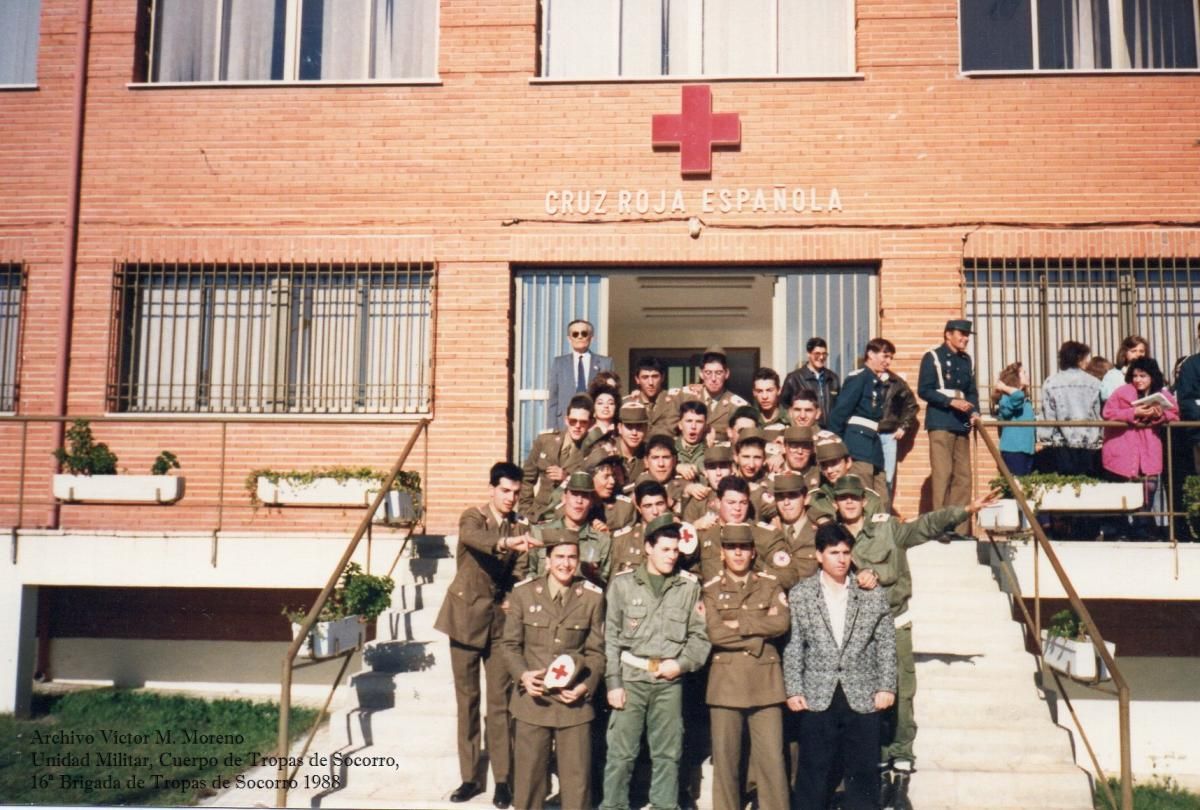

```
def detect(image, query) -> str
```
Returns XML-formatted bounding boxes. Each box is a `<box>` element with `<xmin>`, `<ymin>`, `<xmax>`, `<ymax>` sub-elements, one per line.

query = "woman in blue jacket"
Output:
<box><xmin>992</xmin><ymin>362</ymin><xmax>1035</xmax><ymax>475</ymax></box>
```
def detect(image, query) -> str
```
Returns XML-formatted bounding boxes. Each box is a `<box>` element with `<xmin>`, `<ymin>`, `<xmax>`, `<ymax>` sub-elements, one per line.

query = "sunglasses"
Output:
<box><xmin>566</xmin><ymin>417</ymin><xmax>592</xmax><ymax>427</ymax></box>
<box><xmin>570</xmin><ymin>331</ymin><xmax>591</xmax><ymax>338</ymax></box>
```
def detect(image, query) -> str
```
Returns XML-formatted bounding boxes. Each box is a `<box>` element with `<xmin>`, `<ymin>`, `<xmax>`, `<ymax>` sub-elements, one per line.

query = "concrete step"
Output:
<box><xmin>908</xmin><ymin>765</ymin><xmax>1094</xmax><ymax>809</ymax></box>
<box><xmin>914</xmin><ymin>725</ymin><xmax>1081</xmax><ymax>770</ymax></box>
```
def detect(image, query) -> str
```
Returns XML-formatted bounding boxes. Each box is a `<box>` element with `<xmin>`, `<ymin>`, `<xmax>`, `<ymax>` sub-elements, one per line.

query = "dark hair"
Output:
<box><xmin>806</xmin><ymin>337</ymin><xmax>828</xmax><ymax>353</ymax></box>
<box><xmin>645</xmin><ymin>434</ymin><xmax>677</xmax><ymax>457</ymax></box>
<box><xmin>1085</xmin><ymin>356</ymin><xmax>1111</xmax><ymax>381</ymax></box>
<box><xmin>815</xmin><ymin>522</ymin><xmax>855</xmax><ymax>552</ymax></box>
<box><xmin>752</xmin><ymin>367</ymin><xmax>781</xmax><ymax>387</ymax></box>
<box><xmin>636</xmin><ymin>356</ymin><xmax>665</xmax><ymax>376</ymax></box>
<box><xmin>1115</xmin><ymin>335</ymin><xmax>1149</xmax><ymax>368</ymax></box>
<box><xmin>865</xmin><ymin>337</ymin><xmax>895</xmax><ymax>357</ymax></box>
<box><xmin>679</xmin><ymin>400</ymin><xmax>708</xmax><ymax>419</ymax></box>
<box><xmin>645</xmin><ymin>524</ymin><xmax>681</xmax><ymax>547</ymax></box>
<box><xmin>730</xmin><ymin>405</ymin><xmax>759</xmax><ymax>426</ymax></box>
<box><xmin>567</xmin><ymin>319</ymin><xmax>593</xmax><ymax>334</ymax></box>
<box><xmin>701</xmin><ymin>352</ymin><xmax>728</xmax><ymax>369</ymax></box>
<box><xmin>634</xmin><ymin>479</ymin><xmax>668</xmax><ymax>505</ymax></box>
<box><xmin>717</xmin><ymin>476</ymin><xmax>750</xmax><ymax>498</ymax></box>
<box><xmin>566</xmin><ymin>393</ymin><xmax>594</xmax><ymax>416</ymax></box>
<box><xmin>1057</xmin><ymin>341</ymin><xmax>1091</xmax><ymax>371</ymax></box>
<box><xmin>489</xmin><ymin>461</ymin><xmax>522</xmax><ymax>487</ymax></box>
<box><xmin>1125</xmin><ymin>357</ymin><xmax>1165</xmax><ymax>393</ymax></box>
<box><xmin>588</xmin><ymin>382</ymin><xmax>621</xmax><ymax>405</ymax></box>
<box><xmin>785</xmin><ymin>389</ymin><xmax>820</xmax><ymax>409</ymax></box>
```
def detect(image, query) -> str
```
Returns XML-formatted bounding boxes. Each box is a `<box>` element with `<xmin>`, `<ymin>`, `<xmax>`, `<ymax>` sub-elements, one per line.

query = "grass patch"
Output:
<box><xmin>0</xmin><ymin>689</ymin><xmax>318</xmax><ymax>805</ymax></box>
<box><xmin>1095</xmin><ymin>777</ymin><xmax>1200</xmax><ymax>810</ymax></box>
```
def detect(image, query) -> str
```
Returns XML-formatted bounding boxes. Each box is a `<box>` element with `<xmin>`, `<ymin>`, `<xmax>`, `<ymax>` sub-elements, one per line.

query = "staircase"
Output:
<box><xmin>907</xmin><ymin>541</ymin><xmax>1095</xmax><ymax>809</ymax></box>
<box><xmin>211</xmin><ymin>536</ymin><xmax>1097</xmax><ymax>809</ymax></box>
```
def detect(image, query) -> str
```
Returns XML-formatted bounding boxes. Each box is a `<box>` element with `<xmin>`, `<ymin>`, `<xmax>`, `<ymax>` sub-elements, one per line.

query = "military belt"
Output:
<box><xmin>848</xmin><ymin>416</ymin><xmax>880</xmax><ymax>432</ymax></box>
<box><xmin>620</xmin><ymin>651</ymin><xmax>662</xmax><ymax>673</ymax></box>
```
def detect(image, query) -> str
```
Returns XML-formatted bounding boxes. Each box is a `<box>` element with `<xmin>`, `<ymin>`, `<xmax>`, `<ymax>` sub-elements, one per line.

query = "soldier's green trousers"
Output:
<box><xmin>883</xmin><ymin>623</ymin><xmax>916</xmax><ymax>763</ymax></box>
<box><xmin>601</xmin><ymin>679</ymin><xmax>683</xmax><ymax>810</ymax></box>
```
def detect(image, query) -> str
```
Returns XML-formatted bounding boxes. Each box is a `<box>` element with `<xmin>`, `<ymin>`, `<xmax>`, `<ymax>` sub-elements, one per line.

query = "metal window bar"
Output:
<box><xmin>0</xmin><ymin>264</ymin><xmax>25</xmax><ymax>412</ymax></box>
<box><xmin>965</xmin><ymin>256</ymin><xmax>1200</xmax><ymax>413</ymax></box>
<box><xmin>109</xmin><ymin>260</ymin><xmax>434</xmax><ymax>414</ymax></box>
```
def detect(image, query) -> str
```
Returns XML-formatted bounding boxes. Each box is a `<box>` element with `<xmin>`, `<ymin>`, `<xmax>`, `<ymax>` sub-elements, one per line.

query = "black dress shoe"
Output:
<box><xmin>450</xmin><ymin>782</ymin><xmax>483</xmax><ymax>803</ymax></box>
<box><xmin>492</xmin><ymin>782</ymin><xmax>512</xmax><ymax>809</ymax></box>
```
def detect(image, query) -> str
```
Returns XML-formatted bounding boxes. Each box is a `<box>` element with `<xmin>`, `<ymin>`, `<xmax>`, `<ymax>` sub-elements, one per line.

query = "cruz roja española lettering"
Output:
<box><xmin>544</xmin><ymin>186</ymin><xmax>843</xmax><ymax>216</ymax></box>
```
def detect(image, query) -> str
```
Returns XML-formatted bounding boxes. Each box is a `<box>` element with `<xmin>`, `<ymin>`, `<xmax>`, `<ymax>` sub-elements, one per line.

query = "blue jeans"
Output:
<box><xmin>880</xmin><ymin>432</ymin><xmax>898</xmax><ymax>497</ymax></box>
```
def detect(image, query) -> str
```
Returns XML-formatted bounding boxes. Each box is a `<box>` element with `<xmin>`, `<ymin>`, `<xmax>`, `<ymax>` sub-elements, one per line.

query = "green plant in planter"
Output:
<box><xmin>988</xmin><ymin>472</ymin><xmax>1105</xmax><ymax>509</ymax></box>
<box><xmin>1183</xmin><ymin>476</ymin><xmax>1200</xmax><ymax>543</ymax></box>
<box><xmin>247</xmin><ymin>465</ymin><xmax>421</xmax><ymax>505</ymax></box>
<box><xmin>283</xmin><ymin>563</ymin><xmax>395</xmax><ymax>624</ymax></box>
<box><xmin>1047</xmin><ymin>608</ymin><xmax>1084</xmax><ymax>640</ymax></box>
<box><xmin>151</xmin><ymin>451</ymin><xmax>181</xmax><ymax>476</ymax></box>
<box><xmin>53</xmin><ymin>419</ymin><xmax>118</xmax><ymax>475</ymax></box>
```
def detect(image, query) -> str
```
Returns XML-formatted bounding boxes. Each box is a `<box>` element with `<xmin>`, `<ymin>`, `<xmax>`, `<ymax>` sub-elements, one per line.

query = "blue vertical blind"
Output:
<box><xmin>779</xmin><ymin>268</ymin><xmax>876</xmax><ymax>383</ymax></box>
<box><xmin>515</xmin><ymin>272</ymin><xmax>603</xmax><ymax>461</ymax></box>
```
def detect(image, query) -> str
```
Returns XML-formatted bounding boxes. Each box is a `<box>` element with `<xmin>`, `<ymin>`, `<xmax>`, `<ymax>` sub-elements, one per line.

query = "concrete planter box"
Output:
<box><xmin>53</xmin><ymin>474</ymin><xmax>183</xmax><ymax>504</ymax></box>
<box><xmin>978</xmin><ymin>499</ymin><xmax>1025</xmax><ymax>531</ymax></box>
<box><xmin>1032</xmin><ymin>482</ymin><xmax>1143</xmax><ymax>512</ymax></box>
<box><xmin>256</xmin><ymin>476</ymin><xmax>378</xmax><ymax>507</ymax></box>
<box><xmin>294</xmin><ymin>616</ymin><xmax>363</xmax><ymax>659</ymax></box>
<box><xmin>1041</xmin><ymin>630</ymin><xmax>1116</xmax><ymax>681</ymax></box>
<box><xmin>372</xmin><ymin>491</ymin><xmax>420</xmax><ymax>525</ymax></box>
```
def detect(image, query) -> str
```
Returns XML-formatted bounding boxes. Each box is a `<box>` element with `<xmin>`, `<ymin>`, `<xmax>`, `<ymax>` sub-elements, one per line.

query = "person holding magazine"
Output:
<box><xmin>1101</xmin><ymin>357</ymin><xmax>1179</xmax><ymax>540</ymax></box>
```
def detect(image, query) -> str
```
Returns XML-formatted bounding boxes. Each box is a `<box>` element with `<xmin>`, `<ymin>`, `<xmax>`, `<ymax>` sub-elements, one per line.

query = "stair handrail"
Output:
<box><xmin>274</xmin><ymin>418</ymin><xmax>429</xmax><ymax>808</ymax></box>
<box><xmin>975</xmin><ymin>423</ymin><xmax>1132</xmax><ymax>810</ymax></box>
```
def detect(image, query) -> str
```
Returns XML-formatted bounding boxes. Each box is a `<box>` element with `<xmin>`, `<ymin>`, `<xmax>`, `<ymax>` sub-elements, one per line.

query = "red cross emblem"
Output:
<box><xmin>652</xmin><ymin>85</ymin><xmax>741</xmax><ymax>176</ymax></box>
<box><xmin>551</xmin><ymin>663</ymin><xmax>568</xmax><ymax>680</ymax></box>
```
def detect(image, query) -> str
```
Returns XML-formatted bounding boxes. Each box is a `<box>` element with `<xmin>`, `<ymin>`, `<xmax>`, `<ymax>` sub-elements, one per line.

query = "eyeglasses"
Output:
<box><xmin>700</xmin><ymin>369</ymin><xmax>725</xmax><ymax>378</ymax></box>
<box><xmin>566</xmin><ymin>417</ymin><xmax>592</xmax><ymax>427</ymax></box>
<box><xmin>570</xmin><ymin>331</ymin><xmax>591</xmax><ymax>338</ymax></box>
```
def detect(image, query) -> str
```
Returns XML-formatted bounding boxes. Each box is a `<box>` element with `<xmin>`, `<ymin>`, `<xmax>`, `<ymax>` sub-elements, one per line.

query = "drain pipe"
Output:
<box><xmin>50</xmin><ymin>0</ymin><xmax>93</xmax><ymax>529</ymax></box>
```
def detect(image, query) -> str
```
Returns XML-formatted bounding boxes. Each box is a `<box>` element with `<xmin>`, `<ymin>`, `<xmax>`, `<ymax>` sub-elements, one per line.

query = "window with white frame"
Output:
<box><xmin>0</xmin><ymin>265</ymin><xmax>24</xmax><ymax>411</ymax></box>
<box><xmin>109</xmin><ymin>261</ymin><xmax>434</xmax><ymax>414</ymax></box>
<box><xmin>0</xmin><ymin>0</ymin><xmax>40</xmax><ymax>85</ymax></box>
<box><xmin>961</xmin><ymin>0</ymin><xmax>1199</xmax><ymax>71</ymax></box>
<box><xmin>149</xmin><ymin>0</ymin><xmax>437</xmax><ymax>82</ymax></box>
<box><xmin>540</xmin><ymin>0</ymin><xmax>854</xmax><ymax>78</ymax></box>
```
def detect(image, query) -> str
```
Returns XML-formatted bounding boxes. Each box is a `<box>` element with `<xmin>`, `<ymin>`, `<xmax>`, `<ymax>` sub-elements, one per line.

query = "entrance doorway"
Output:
<box><xmin>513</xmin><ymin>266</ymin><xmax>876</xmax><ymax>460</ymax></box>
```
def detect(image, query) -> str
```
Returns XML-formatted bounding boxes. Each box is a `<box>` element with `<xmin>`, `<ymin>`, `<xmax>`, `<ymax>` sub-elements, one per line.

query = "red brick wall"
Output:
<box><xmin>1</xmin><ymin>0</ymin><xmax>1197</xmax><ymax>533</ymax></box>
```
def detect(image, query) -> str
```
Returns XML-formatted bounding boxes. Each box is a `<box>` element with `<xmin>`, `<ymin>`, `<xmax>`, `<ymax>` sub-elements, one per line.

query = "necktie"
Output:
<box><xmin>576</xmin><ymin>356</ymin><xmax>586</xmax><ymax>392</ymax></box>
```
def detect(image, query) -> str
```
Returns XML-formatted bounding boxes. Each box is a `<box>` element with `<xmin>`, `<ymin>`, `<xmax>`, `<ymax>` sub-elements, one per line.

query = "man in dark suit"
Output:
<box><xmin>434</xmin><ymin>462</ymin><xmax>540</xmax><ymax>809</ymax></box>
<box><xmin>547</xmin><ymin>319</ymin><xmax>613</xmax><ymax>429</ymax></box>
<box><xmin>783</xmin><ymin>522</ymin><xmax>896</xmax><ymax>810</ymax></box>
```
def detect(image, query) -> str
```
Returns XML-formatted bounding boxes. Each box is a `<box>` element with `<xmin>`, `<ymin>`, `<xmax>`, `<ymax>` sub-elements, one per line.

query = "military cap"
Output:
<box><xmin>832</xmin><ymin>475</ymin><xmax>866</xmax><ymax>499</ymax></box>
<box><xmin>588</xmin><ymin>450</ymin><xmax>623</xmax><ymax>472</ymax></box>
<box><xmin>735</xmin><ymin>427</ymin><xmax>767</xmax><ymax>449</ymax></box>
<box><xmin>783</xmin><ymin>425</ymin><xmax>816</xmax><ymax>444</ymax></box>
<box><xmin>645</xmin><ymin>513</ymin><xmax>681</xmax><ymax>540</ymax></box>
<box><xmin>704</xmin><ymin>444</ymin><xmax>734</xmax><ymax>465</ymax></box>
<box><xmin>771</xmin><ymin>473</ymin><xmax>808</xmax><ymax>496</ymax></box>
<box><xmin>619</xmin><ymin>403</ymin><xmax>650</xmax><ymax>424</ymax></box>
<box><xmin>814</xmin><ymin>439</ymin><xmax>849</xmax><ymax>462</ymax></box>
<box><xmin>539</xmin><ymin>526</ymin><xmax>581</xmax><ymax>548</ymax></box>
<box><xmin>719</xmin><ymin>523</ymin><xmax>755</xmax><ymax>546</ymax></box>
<box><xmin>565</xmin><ymin>471</ymin><xmax>595</xmax><ymax>493</ymax></box>
<box><xmin>944</xmin><ymin>318</ymin><xmax>972</xmax><ymax>334</ymax></box>
<box><xmin>703</xmin><ymin>344</ymin><xmax>727</xmax><ymax>359</ymax></box>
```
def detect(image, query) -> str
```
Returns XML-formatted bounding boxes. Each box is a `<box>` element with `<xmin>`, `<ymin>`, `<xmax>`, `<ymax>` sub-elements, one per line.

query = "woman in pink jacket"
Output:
<box><xmin>1101</xmin><ymin>357</ymin><xmax>1178</xmax><ymax>538</ymax></box>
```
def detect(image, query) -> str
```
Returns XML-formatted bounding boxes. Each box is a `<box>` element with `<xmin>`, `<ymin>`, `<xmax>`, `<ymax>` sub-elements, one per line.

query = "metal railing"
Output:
<box><xmin>274</xmin><ymin>418</ymin><xmax>429</xmax><ymax>808</ymax></box>
<box><xmin>975</xmin><ymin>422</ymin><xmax>1134</xmax><ymax>810</ymax></box>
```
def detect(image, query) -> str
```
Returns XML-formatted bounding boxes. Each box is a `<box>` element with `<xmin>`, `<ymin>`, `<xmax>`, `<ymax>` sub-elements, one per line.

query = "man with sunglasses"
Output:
<box><xmin>521</xmin><ymin>393</ymin><xmax>595</xmax><ymax>519</ymax></box>
<box><xmin>548</xmin><ymin>319</ymin><xmax>612</xmax><ymax>429</ymax></box>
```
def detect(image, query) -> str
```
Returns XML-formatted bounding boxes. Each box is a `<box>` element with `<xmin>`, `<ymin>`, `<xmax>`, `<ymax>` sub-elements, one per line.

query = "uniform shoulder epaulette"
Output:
<box><xmin>846</xmin><ymin>367</ymin><xmax>863</xmax><ymax>378</ymax></box>
<box><xmin>865</xmin><ymin>486</ymin><xmax>881</xmax><ymax>497</ymax></box>
<box><xmin>703</xmin><ymin>574</ymin><xmax>722</xmax><ymax>588</ymax></box>
<box><xmin>616</xmin><ymin>494</ymin><xmax>631</xmax><ymax>503</ymax></box>
<box><xmin>582</xmin><ymin>580</ymin><xmax>603</xmax><ymax>593</ymax></box>
<box><xmin>513</xmin><ymin>577</ymin><xmax>535</xmax><ymax>588</ymax></box>
<box><xmin>730</xmin><ymin>393</ymin><xmax>749</xmax><ymax>406</ymax></box>
<box><xmin>757</xmin><ymin>571</ymin><xmax>778</xmax><ymax>580</ymax></box>
<box><xmin>872</xmin><ymin>513</ymin><xmax>890</xmax><ymax>523</ymax></box>
<box><xmin>516</xmin><ymin>516</ymin><xmax>530</xmax><ymax>526</ymax></box>
<box><xmin>614</xmin><ymin>526</ymin><xmax>633</xmax><ymax>536</ymax></box>
<box><xmin>757</xmin><ymin>521</ymin><xmax>775</xmax><ymax>529</ymax></box>
<box><xmin>613</xmin><ymin>568</ymin><xmax>634</xmax><ymax>577</ymax></box>
<box><xmin>678</xmin><ymin>569</ymin><xmax>698</xmax><ymax>582</ymax></box>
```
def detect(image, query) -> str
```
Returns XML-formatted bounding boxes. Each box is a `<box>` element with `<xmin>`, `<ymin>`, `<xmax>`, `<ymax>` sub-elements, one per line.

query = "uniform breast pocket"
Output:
<box><xmin>857</xmin><ymin>543</ymin><xmax>892</xmax><ymax>569</ymax></box>
<box><xmin>523</xmin><ymin>612</ymin><xmax>551</xmax><ymax>632</ymax></box>
<box><xmin>624</xmin><ymin>606</ymin><xmax>647</xmax><ymax>638</ymax></box>
<box><xmin>663</xmin><ymin>608</ymin><xmax>689</xmax><ymax>643</ymax></box>
<box><xmin>559</xmin><ymin>624</ymin><xmax>588</xmax><ymax>647</ymax></box>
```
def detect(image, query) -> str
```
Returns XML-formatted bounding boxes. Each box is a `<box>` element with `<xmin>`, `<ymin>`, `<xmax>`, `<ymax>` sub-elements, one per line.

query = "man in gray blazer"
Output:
<box><xmin>783</xmin><ymin>523</ymin><xmax>896</xmax><ymax>810</ymax></box>
<box><xmin>547</xmin><ymin>319</ymin><xmax>613</xmax><ymax>429</ymax></box>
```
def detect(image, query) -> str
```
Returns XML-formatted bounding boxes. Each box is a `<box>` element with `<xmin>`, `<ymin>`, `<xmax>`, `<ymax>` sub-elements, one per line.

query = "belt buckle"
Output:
<box><xmin>648</xmin><ymin>658</ymin><xmax>661</xmax><ymax>674</ymax></box>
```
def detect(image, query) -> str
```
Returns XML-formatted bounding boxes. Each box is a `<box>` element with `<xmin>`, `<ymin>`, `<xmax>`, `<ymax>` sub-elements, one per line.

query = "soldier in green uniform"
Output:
<box><xmin>624</xmin><ymin>357</ymin><xmax>677</xmax><ymax>438</ymax></box>
<box><xmin>521</xmin><ymin>393</ymin><xmax>595</xmax><ymax>518</ymax></box>
<box><xmin>752</xmin><ymin>367</ymin><xmax>790</xmax><ymax>435</ymax></box>
<box><xmin>531</xmin><ymin>472</ymin><xmax>612</xmax><ymax>587</ymax></box>
<box><xmin>500</xmin><ymin>527</ymin><xmax>606</xmax><ymax>810</ymax></box>
<box><xmin>733</xmin><ymin>428</ymin><xmax>778</xmax><ymax>523</ymax></box>
<box><xmin>831</xmin><ymin>475</ymin><xmax>999</xmax><ymax>808</ymax></box>
<box><xmin>675</xmin><ymin>400</ymin><xmax>709</xmax><ymax>480</ymax></box>
<box><xmin>781</xmin><ymin>425</ymin><xmax>822</xmax><ymax>492</ymax></box>
<box><xmin>702</xmin><ymin>524</ymin><xmax>790</xmax><ymax>810</ymax></box>
<box><xmin>680</xmin><ymin>444</ymin><xmax>733</xmax><ymax>523</ymax></box>
<box><xmin>773</xmin><ymin>472</ymin><xmax>818</xmax><ymax>582</ymax></box>
<box><xmin>693</xmin><ymin>478</ymin><xmax>794</xmax><ymax>587</ymax></box>
<box><xmin>671</xmin><ymin>346</ymin><xmax>750</xmax><ymax>439</ymax></box>
<box><xmin>611</xmin><ymin>480</ymin><xmax>670</xmax><ymax>576</ymax></box>
<box><xmin>807</xmin><ymin>437</ymin><xmax>885</xmax><ymax>526</ymax></box>
<box><xmin>602</xmin><ymin>514</ymin><xmax>712</xmax><ymax>810</ymax></box>
<box><xmin>636</xmin><ymin>434</ymin><xmax>692</xmax><ymax>514</ymax></box>
<box><xmin>726</xmin><ymin>405</ymin><xmax>761</xmax><ymax>445</ymax></box>
<box><xmin>591</xmin><ymin>453</ymin><xmax>637</xmax><ymax>531</ymax></box>
<box><xmin>615</xmin><ymin>403</ymin><xmax>649</xmax><ymax>484</ymax></box>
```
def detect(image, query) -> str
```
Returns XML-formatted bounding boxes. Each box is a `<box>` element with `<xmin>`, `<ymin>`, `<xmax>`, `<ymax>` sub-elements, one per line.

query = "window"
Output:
<box><xmin>149</xmin><ymin>0</ymin><xmax>437</xmax><ymax>82</ymax></box>
<box><xmin>540</xmin><ymin>0</ymin><xmax>854</xmax><ymax>78</ymax></box>
<box><xmin>0</xmin><ymin>0</ymin><xmax>40</xmax><ymax>85</ymax></box>
<box><xmin>962</xmin><ymin>0</ymin><xmax>1199</xmax><ymax>71</ymax></box>
<box><xmin>109</xmin><ymin>261</ymin><xmax>434</xmax><ymax>414</ymax></box>
<box><xmin>965</xmin><ymin>257</ymin><xmax>1200</xmax><ymax>408</ymax></box>
<box><xmin>0</xmin><ymin>265</ymin><xmax>24</xmax><ymax>412</ymax></box>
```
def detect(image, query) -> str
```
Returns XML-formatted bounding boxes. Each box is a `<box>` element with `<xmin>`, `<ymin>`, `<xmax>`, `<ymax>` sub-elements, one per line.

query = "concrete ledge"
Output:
<box><xmin>995</xmin><ymin>539</ymin><xmax>1200</xmax><ymax>600</ymax></box>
